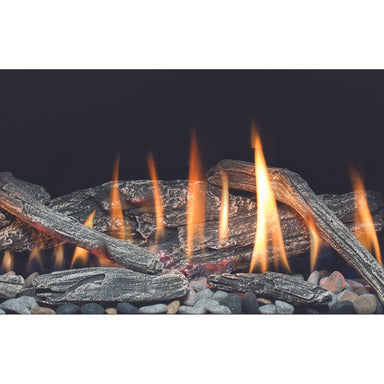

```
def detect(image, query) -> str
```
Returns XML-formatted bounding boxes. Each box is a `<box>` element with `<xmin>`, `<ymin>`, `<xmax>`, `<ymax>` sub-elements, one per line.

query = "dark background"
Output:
<box><xmin>1</xmin><ymin>70</ymin><xmax>384</xmax><ymax>198</ymax></box>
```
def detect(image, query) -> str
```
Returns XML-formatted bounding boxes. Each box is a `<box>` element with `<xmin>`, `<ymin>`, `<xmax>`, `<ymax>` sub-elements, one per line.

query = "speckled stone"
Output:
<box><xmin>259</xmin><ymin>304</ymin><xmax>277</xmax><ymax>314</ymax></box>
<box><xmin>80</xmin><ymin>303</ymin><xmax>105</xmax><ymax>314</ymax></box>
<box><xmin>327</xmin><ymin>292</ymin><xmax>338</xmax><ymax>308</ymax></box>
<box><xmin>182</xmin><ymin>289</ymin><xmax>198</xmax><ymax>306</ymax></box>
<box><xmin>105</xmin><ymin>307</ymin><xmax>117</xmax><ymax>315</ymax></box>
<box><xmin>212</xmin><ymin>290</ymin><xmax>228</xmax><ymax>304</ymax></box>
<box><xmin>345</xmin><ymin>279</ymin><xmax>364</xmax><ymax>291</ymax></box>
<box><xmin>318</xmin><ymin>270</ymin><xmax>332</xmax><ymax>279</ymax></box>
<box><xmin>4</xmin><ymin>271</ymin><xmax>16</xmax><ymax>276</ymax></box>
<box><xmin>275</xmin><ymin>300</ymin><xmax>295</xmax><ymax>314</ymax></box>
<box><xmin>24</xmin><ymin>272</ymin><xmax>39</xmax><ymax>288</ymax></box>
<box><xmin>338</xmin><ymin>290</ymin><xmax>358</xmax><ymax>303</ymax></box>
<box><xmin>375</xmin><ymin>297</ymin><xmax>384</xmax><ymax>314</ymax></box>
<box><xmin>116</xmin><ymin>302</ymin><xmax>139</xmax><ymax>314</ymax></box>
<box><xmin>292</xmin><ymin>274</ymin><xmax>304</xmax><ymax>281</ymax></box>
<box><xmin>330</xmin><ymin>301</ymin><xmax>355</xmax><ymax>314</ymax></box>
<box><xmin>139</xmin><ymin>304</ymin><xmax>168</xmax><ymax>314</ymax></box>
<box><xmin>355</xmin><ymin>288</ymin><xmax>370</xmax><ymax>296</ymax></box>
<box><xmin>56</xmin><ymin>303</ymin><xmax>81</xmax><ymax>314</ymax></box>
<box><xmin>31</xmin><ymin>307</ymin><xmax>56</xmax><ymax>314</ymax></box>
<box><xmin>0</xmin><ymin>308</ymin><xmax>6</xmax><ymax>314</ymax></box>
<box><xmin>241</xmin><ymin>292</ymin><xmax>259</xmax><ymax>314</ymax></box>
<box><xmin>0</xmin><ymin>296</ymin><xmax>38</xmax><ymax>314</ymax></box>
<box><xmin>353</xmin><ymin>294</ymin><xmax>377</xmax><ymax>314</ymax></box>
<box><xmin>190</xmin><ymin>278</ymin><xmax>208</xmax><ymax>292</ymax></box>
<box><xmin>307</xmin><ymin>271</ymin><xmax>320</xmax><ymax>285</ymax></box>
<box><xmin>197</xmin><ymin>288</ymin><xmax>214</xmax><ymax>301</ymax></box>
<box><xmin>167</xmin><ymin>300</ymin><xmax>180</xmax><ymax>314</ymax></box>
<box><xmin>320</xmin><ymin>271</ymin><xmax>345</xmax><ymax>293</ymax></box>
<box><xmin>206</xmin><ymin>303</ymin><xmax>231</xmax><ymax>314</ymax></box>
<box><xmin>178</xmin><ymin>305</ymin><xmax>206</xmax><ymax>314</ymax></box>
<box><xmin>223</xmin><ymin>293</ymin><xmax>243</xmax><ymax>314</ymax></box>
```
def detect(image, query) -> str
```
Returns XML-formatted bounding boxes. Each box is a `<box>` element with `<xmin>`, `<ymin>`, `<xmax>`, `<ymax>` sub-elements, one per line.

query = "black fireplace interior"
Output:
<box><xmin>1</xmin><ymin>70</ymin><xmax>384</xmax><ymax>278</ymax></box>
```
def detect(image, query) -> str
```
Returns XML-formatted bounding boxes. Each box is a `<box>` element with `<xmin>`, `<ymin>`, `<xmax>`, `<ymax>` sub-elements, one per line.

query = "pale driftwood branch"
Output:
<box><xmin>33</xmin><ymin>267</ymin><xmax>189</xmax><ymax>305</ymax></box>
<box><xmin>208</xmin><ymin>159</ymin><xmax>384</xmax><ymax>303</ymax></box>
<box><xmin>207</xmin><ymin>272</ymin><xmax>332</xmax><ymax>305</ymax></box>
<box><xmin>0</xmin><ymin>274</ymin><xmax>25</xmax><ymax>299</ymax></box>
<box><xmin>0</xmin><ymin>172</ymin><xmax>163</xmax><ymax>275</ymax></box>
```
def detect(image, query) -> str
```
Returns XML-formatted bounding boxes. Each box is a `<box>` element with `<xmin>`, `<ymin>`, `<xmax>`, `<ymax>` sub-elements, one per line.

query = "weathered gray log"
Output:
<box><xmin>0</xmin><ymin>172</ymin><xmax>162</xmax><ymax>275</ymax></box>
<box><xmin>0</xmin><ymin>274</ymin><xmax>25</xmax><ymax>299</ymax></box>
<box><xmin>207</xmin><ymin>272</ymin><xmax>332</xmax><ymax>305</ymax></box>
<box><xmin>1</xmin><ymin>175</ymin><xmax>383</xmax><ymax>277</ymax></box>
<box><xmin>208</xmin><ymin>159</ymin><xmax>384</xmax><ymax>304</ymax></box>
<box><xmin>33</xmin><ymin>267</ymin><xmax>189</xmax><ymax>305</ymax></box>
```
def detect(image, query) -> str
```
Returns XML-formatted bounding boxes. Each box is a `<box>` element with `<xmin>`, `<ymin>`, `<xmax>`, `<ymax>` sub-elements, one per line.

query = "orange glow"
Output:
<box><xmin>307</xmin><ymin>216</ymin><xmax>321</xmax><ymax>271</ymax></box>
<box><xmin>219</xmin><ymin>171</ymin><xmax>229</xmax><ymax>246</ymax></box>
<box><xmin>70</xmin><ymin>210</ymin><xmax>96</xmax><ymax>268</ymax></box>
<box><xmin>1</xmin><ymin>251</ymin><xmax>13</xmax><ymax>272</ymax></box>
<box><xmin>54</xmin><ymin>244</ymin><xmax>64</xmax><ymax>270</ymax></box>
<box><xmin>350</xmin><ymin>167</ymin><xmax>382</xmax><ymax>265</ymax></box>
<box><xmin>28</xmin><ymin>246</ymin><xmax>43</xmax><ymax>272</ymax></box>
<box><xmin>249</xmin><ymin>124</ymin><xmax>291</xmax><ymax>273</ymax></box>
<box><xmin>147</xmin><ymin>150</ymin><xmax>164</xmax><ymax>243</ymax></box>
<box><xmin>110</xmin><ymin>153</ymin><xmax>132</xmax><ymax>242</ymax></box>
<box><xmin>186</xmin><ymin>130</ymin><xmax>206</xmax><ymax>260</ymax></box>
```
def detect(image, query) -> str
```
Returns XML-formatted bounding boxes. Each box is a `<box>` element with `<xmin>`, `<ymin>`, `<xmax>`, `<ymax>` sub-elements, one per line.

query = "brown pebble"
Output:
<box><xmin>257</xmin><ymin>298</ymin><xmax>272</xmax><ymax>305</ymax></box>
<box><xmin>31</xmin><ymin>307</ymin><xmax>56</xmax><ymax>315</ymax></box>
<box><xmin>338</xmin><ymin>291</ymin><xmax>358</xmax><ymax>303</ymax></box>
<box><xmin>353</xmin><ymin>294</ymin><xmax>377</xmax><ymax>314</ymax></box>
<box><xmin>318</xmin><ymin>270</ymin><xmax>331</xmax><ymax>279</ymax></box>
<box><xmin>345</xmin><ymin>279</ymin><xmax>364</xmax><ymax>291</ymax></box>
<box><xmin>25</xmin><ymin>272</ymin><xmax>39</xmax><ymax>288</ymax></box>
<box><xmin>167</xmin><ymin>300</ymin><xmax>180</xmax><ymax>314</ymax></box>
<box><xmin>355</xmin><ymin>288</ymin><xmax>370</xmax><ymax>296</ymax></box>
<box><xmin>105</xmin><ymin>307</ymin><xmax>117</xmax><ymax>315</ymax></box>
<box><xmin>320</xmin><ymin>271</ymin><xmax>345</xmax><ymax>293</ymax></box>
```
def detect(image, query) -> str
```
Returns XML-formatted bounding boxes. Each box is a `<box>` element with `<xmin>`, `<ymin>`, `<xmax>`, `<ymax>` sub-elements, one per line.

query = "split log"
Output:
<box><xmin>207</xmin><ymin>272</ymin><xmax>332</xmax><ymax>305</ymax></box>
<box><xmin>0</xmin><ymin>175</ymin><xmax>383</xmax><ymax>277</ymax></box>
<box><xmin>208</xmin><ymin>159</ymin><xmax>384</xmax><ymax>303</ymax></box>
<box><xmin>0</xmin><ymin>274</ymin><xmax>25</xmax><ymax>299</ymax></box>
<box><xmin>0</xmin><ymin>172</ymin><xmax>163</xmax><ymax>275</ymax></box>
<box><xmin>33</xmin><ymin>267</ymin><xmax>189</xmax><ymax>305</ymax></box>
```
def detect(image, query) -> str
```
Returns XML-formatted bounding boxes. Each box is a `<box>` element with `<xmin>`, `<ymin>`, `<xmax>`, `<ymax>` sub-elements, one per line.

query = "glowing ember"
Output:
<box><xmin>1</xmin><ymin>251</ymin><xmax>13</xmax><ymax>272</ymax></box>
<box><xmin>350</xmin><ymin>167</ymin><xmax>382</xmax><ymax>265</ymax></box>
<box><xmin>219</xmin><ymin>171</ymin><xmax>229</xmax><ymax>246</ymax></box>
<box><xmin>54</xmin><ymin>244</ymin><xmax>64</xmax><ymax>270</ymax></box>
<box><xmin>186</xmin><ymin>129</ymin><xmax>206</xmax><ymax>260</ymax></box>
<box><xmin>249</xmin><ymin>123</ymin><xmax>291</xmax><ymax>273</ymax></box>
<box><xmin>70</xmin><ymin>210</ymin><xmax>96</xmax><ymax>268</ymax></box>
<box><xmin>307</xmin><ymin>216</ymin><xmax>321</xmax><ymax>271</ymax></box>
<box><xmin>147</xmin><ymin>150</ymin><xmax>164</xmax><ymax>244</ymax></box>
<box><xmin>110</xmin><ymin>153</ymin><xmax>132</xmax><ymax>242</ymax></box>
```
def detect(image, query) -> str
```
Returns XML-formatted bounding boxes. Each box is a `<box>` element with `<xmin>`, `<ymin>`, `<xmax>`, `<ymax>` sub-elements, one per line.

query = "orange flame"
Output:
<box><xmin>28</xmin><ymin>246</ymin><xmax>43</xmax><ymax>272</ymax></box>
<box><xmin>147</xmin><ymin>150</ymin><xmax>164</xmax><ymax>244</ymax></box>
<box><xmin>219</xmin><ymin>171</ymin><xmax>229</xmax><ymax>246</ymax></box>
<box><xmin>307</xmin><ymin>216</ymin><xmax>321</xmax><ymax>271</ymax></box>
<box><xmin>70</xmin><ymin>210</ymin><xmax>96</xmax><ymax>268</ymax></box>
<box><xmin>186</xmin><ymin>130</ymin><xmax>206</xmax><ymax>260</ymax></box>
<box><xmin>350</xmin><ymin>167</ymin><xmax>382</xmax><ymax>265</ymax></box>
<box><xmin>1</xmin><ymin>251</ymin><xmax>13</xmax><ymax>272</ymax></box>
<box><xmin>54</xmin><ymin>244</ymin><xmax>64</xmax><ymax>270</ymax></box>
<box><xmin>110</xmin><ymin>153</ymin><xmax>132</xmax><ymax>242</ymax></box>
<box><xmin>249</xmin><ymin>123</ymin><xmax>290</xmax><ymax>273</ymax></box>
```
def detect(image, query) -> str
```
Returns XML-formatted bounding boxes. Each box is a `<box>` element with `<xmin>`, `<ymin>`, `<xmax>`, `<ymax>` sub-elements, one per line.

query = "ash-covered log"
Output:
<box><xmin>33</xmin><ymin>267</ymin><xmax>189</xmax><ymax>305</ymax></box>
<box><xmin>0</xmin><ymin>172</ymin><xmax>162</xmax><ymax>275</ymax></box>
<box><xmin>207</xmin><ymin>272</ymin><xmax>332</xmax><ymax>305</ymax></box>
<box><xmin>0</xmin><ymin>274</ymin><xmax>25</xmax><ymax>299</ymax></box>
<box><xmin>208</xmin><ymin>159</ymin><xmax>384</xmax><ymax>304</ymax></box>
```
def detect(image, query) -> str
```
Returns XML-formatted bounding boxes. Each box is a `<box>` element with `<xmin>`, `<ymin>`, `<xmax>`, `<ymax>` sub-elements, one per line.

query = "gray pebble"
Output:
<box><xmin>178</xmin><ymin>305</ymin><xmax>206</xmax><ymax>314</ymax></box>
<box><xmin>190</xmin><ymin>277</ymin><xmax>207</xmax><ymax>292</ymax></box>
<box><xmin>194</xmin><ymin>299</ymin><xmax>219</xmax><ymax>312</ymax></box>
<box><xmin>275</xmin><ymin>300</ymin><xmax>295</xmax><ymax>314</ymax></box>
<box><xmin>0</xmin><ymin>308</ymin><xmax>5</xmax><ymax>314</ymax></box>
<box><xmin>327</xmin><ymin>292</ymin><xmax>338</xmax><ymax>308</ymax></box>
<box><xmin>139</xmin><ymin>304</ymin><xmax>168</xmax><ymax>314</ymax></box>
<box><xmin>307</xmin><ymin>271</ymin><xmax>320</xmax><ymax>285</ymax></box>
<box><xmin>0</xmin><ymin>296</ymin><xmax>38</xmax><ymax>314</ymax></box>
<box><xmin>17</xmin><ymin>288</ymin><xmax>36</xmax><ymax>297</ymax></box>
<box><xmin>375</xmin><ymin>296</ymin><xmax>384</xmax><ymax>314</ymax></box>
<box><xmin>56</xmin><ymin>303</ymin><xmax>81</xmax><ymax>314</ymax></box>
<box><xmin>223</xmin><ymin>292</ymin><xmax>243</xmax><ymax>314</ymax></box>
<box><xmin>206</xmin><ymin>303</ymin><xmax>231</xmax><ymax>314</ymax></box>
<box><xmin>197</xmin><ymin>288</ymin><xmax>214</xmax><ymax>301</ymax></box>
<box><xmin>182</xmin><ymin>289</ymin><xmax>198</xmax><ymax>306</ymax></box>
<box><xmin>212</xmin><ymin>290</ymin><xmax>228</xmax><ymax>303</ymax></box>
<box><xmin>259</xmin><ymin>304</ymin><xmax>277</xmax><ymax>314</ymax></box>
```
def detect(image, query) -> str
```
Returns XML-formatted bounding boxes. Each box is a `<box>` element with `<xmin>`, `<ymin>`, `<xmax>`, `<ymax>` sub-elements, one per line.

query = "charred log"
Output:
<box><xmin>0</xmin><ymin>274</ymin><xmax>25</xmax><ymax>299</ymax></box>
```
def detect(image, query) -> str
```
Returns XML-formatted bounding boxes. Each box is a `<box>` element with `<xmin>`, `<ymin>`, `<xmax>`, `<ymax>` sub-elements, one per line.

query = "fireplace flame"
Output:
<box><xmin>70</xmin><ymin>210</ymin><xmax>96</xmax><ymax>268</ymax></box>
<box><xmin>147</xmin><ymin>150</ymin><xmax>164</xmax><ymax>243</ymax></box>
<box><xmin>219</xmin><ymin>171</ymin><xmax>229</xmax><ymax>246</ymax></box>
<box><xmin>28</xmin><ymin>246</ymin><xmax>43</xmax><ymax>272</ymax></box>
<box><xmin>110</xmin><ymin>153</ymin><xmax>132</xmax><ymax>242</ymax></box>
<box><xmin>1</xmin><ymin>251</ymin><xmax>13</xmax><ymax>273</ymax></box>
<box><xmin>186</xmin><ymin>129</ymin><xmax>206</xmax><ymax>260</ymax></box>
<box><xmin>54</xmin><ymin>244</ymin><xmax>64</xmax><ymax>270</ymax></box>
<box><xmin>307</xmin><ymin>216</ymin><xmax>321</xmax><ymax>271</ymax></box>
<box><xmin>249</xmin><ymin>123</ymin><xmax>291</xmax><ymax>273</ymax></box>
<box><xmin>350</xmin><ymin>167</ymin><xmax>382</xmax><ymax>265</ymax></box>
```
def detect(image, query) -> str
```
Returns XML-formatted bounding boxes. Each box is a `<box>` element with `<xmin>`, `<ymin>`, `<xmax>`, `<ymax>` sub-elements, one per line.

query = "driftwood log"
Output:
<box><xmin>0</xmin><ymin>274</ymin><xmax>25</xmax><ymax>299</ymax></box>
<box><xmin>0</xmin><ymin>175</ymin><xmax>383</xmax><ymax>277</ymax></box>
<box><xmin>33</xmin><ymin>267</ymin><xmax>189</xmax><ymax>305</ymax></box>
<box><xmin>0</xmin><ymin>172</ymin><xmax>163</xmax><ymax>275</ymax></box>
<box><xmin>208</xmin><ymin>159</ymin><xmax>384</xmax><ymax>304</ymax></box>
<box><xmin>207</xmin><ymin>272</ymin><xmax>332</xmax><ymax>305</ymax></box>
